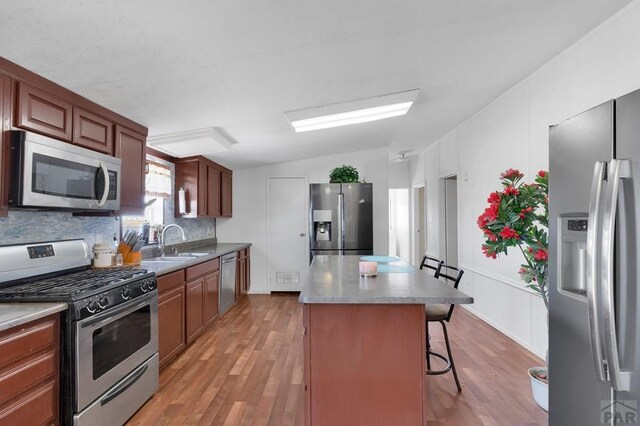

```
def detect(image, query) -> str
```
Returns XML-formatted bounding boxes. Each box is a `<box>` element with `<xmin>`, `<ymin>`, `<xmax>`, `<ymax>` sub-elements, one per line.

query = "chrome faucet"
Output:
<box><xmin>160</xmin><ymin>224</ymin><xmax>187</xmax><ymax>256</ymax></box>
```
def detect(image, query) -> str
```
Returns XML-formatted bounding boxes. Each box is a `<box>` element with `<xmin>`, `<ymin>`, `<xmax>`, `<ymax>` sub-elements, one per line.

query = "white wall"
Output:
<box><xmin>217</xmin><ymin>147</ymin><xmax>389</xmax><ymax>294</ymax></box>
<box><xmin>410</xmin><ymin>1</ymin><xmax>640</xmax><ymax>359</ymax></box>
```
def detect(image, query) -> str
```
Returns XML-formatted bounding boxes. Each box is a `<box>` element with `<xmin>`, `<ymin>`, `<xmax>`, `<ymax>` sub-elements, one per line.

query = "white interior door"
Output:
<box><xmin>268</xmin><ymin>177</ymin><xmax>308</xmax><ymax>292</ymax></box>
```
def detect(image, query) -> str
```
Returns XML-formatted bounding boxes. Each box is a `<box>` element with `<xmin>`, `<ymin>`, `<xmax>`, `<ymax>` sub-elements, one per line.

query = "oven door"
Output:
<box><xmin>74</xmin><ymin>290</ymin><xmax>158</xmax><ymax>411</ymax></box>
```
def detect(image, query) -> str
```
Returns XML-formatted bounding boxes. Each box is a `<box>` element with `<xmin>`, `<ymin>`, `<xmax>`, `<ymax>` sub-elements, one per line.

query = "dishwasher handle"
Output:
<box><xmin>221</xmin><ymin>254</ymin><xmax>237</xmax><ymax>264</ymax></box>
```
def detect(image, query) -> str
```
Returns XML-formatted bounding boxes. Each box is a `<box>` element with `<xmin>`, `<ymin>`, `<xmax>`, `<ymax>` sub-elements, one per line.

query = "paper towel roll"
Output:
<box><xmin>178</xmin><ymin>187</ymin><xmax>187</xmax><ymax>215</ymax></box>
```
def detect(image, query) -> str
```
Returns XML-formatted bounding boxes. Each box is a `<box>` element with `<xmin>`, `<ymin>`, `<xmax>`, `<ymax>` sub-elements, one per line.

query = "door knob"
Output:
<box><xmin>300</xmin><ymin>233</ymin><xmax>306</xmax><ymax>237</ymax></box>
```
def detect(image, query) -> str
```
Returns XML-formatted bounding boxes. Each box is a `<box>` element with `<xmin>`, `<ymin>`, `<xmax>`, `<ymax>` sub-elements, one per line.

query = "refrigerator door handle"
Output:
<box><xmin>586</xmin><ymin>161</ymin><xmax>607</xmax><ymax>381</ymax></box>
<box><xmin>337</xmin><ymin>193</ymin><xmax>344</xmax><ymax>253</ymax></box>
<box><xmin>601</xmin><ymin>158</ymin><xmax>632</xmax><ymax>391</ymax></box>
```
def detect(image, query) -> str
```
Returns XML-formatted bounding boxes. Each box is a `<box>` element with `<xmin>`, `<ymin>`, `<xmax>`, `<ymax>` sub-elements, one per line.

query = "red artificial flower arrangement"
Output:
<box><xmin>477</xmin><ymin>169</ymin><xmax>549</xmax><ymax>309</ymax></box>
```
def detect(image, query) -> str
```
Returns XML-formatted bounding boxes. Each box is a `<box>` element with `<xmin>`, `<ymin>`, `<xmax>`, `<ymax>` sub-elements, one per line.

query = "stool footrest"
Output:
<box><xmin>426</xmin><ymin>349</ymin><xmax>452</xmax><ymax>375</ymax></box>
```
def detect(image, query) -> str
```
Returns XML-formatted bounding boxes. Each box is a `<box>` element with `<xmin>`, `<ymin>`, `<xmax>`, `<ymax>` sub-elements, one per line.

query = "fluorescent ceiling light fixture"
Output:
<box><xmin>147</xmin><ymin>127</ymin><xmax>236</xmax><ymax>158</ymax></box>
<box><xmin>285</xmin><ymin>89</ymin><xmax>419</xmax><ymax>132</ymax></box>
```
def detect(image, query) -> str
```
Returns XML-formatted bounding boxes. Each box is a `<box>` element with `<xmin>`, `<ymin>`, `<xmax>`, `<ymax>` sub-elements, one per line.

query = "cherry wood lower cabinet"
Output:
<box><xmin>158</xmin><ymin>273</ymin><xmax>186</xmax><ymax>369</ymax></box>
<box><xmin>185</xmin><ymin>258</ymin><xmax>220</xmax><ymax>344</ymax></box>
<box><xmin>236</xmin><ymin>248</ymin><xmax>250</xmax><ymax>299</ymax></box>
<box><xmin>203</xmin><ymin>270</ymin><xmax>220</xmax><ymax>326</ymax></box>
<box><xmin>186</xmin><ymin>278</ymin><xmax>205</xmax><ymax>343</ymax></box>
<box><xmin>303</xmin><ymin>304</ymin><xmax>426</xmax><ymax>425</ymax></box>
<box><xmin>0</xmin><ymin>314</ymin><xmax>60</xmax><ymax>425</ymax></box>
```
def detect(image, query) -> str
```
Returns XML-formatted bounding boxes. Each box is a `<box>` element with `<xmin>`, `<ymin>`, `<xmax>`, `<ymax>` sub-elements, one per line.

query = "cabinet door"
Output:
<box><xmin>158</xmin><ymin>286</ymin><xmax>186</xmax><ymax>367</ymax></box>
<box><xmin>221</xmin><ymin>171</ymin><xmax>232</xmax><ymax>217</ymax></box>
<box><xmin>114</xmin><ymin>125</ymin><xmax>146</xmax><ymax>214</ymax></box>
<box><xmin>235</xmin><ymin>255</ymin><xmax>242</xmax><ymax>301</ymax></box>
<box><xmin>186</xmin><ymin>278</ymin><xmax>205</xmax><ymax>344</ymax></box>
<box><xmin>245</xmin><ymin>252</ymin><xmax>251</xmax><ymax>294</ymax></box>
<box><xmin>0</xmin><ymin>74</ymin><xmax>10</xmax><ymax>217</ymax></box>
<box><xmin>72</xmin><ymin>107</ymin><xmax>114</xmax><ymax>154</ymax></box>
<box><xmin>203</xmin><ymin>271</ymin><xmax>219</xmax><ymax>325</ymax></box>
<box><xmin>16</xmin><ymin>81</ymin><xmax>72</xmax><ymax>141</ymax></box>
<box><xmin>207</xmin><ymin>166</ymin><xmax>221</xmax><ymax>217</ymax></box>
<box><xmin>197</xmin><ymin>162</ymin><xmax>207</xmax><ymax>216</ymax></box>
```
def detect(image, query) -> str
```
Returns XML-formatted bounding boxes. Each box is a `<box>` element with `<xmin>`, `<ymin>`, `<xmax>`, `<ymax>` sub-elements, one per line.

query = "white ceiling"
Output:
<box><xmin>0</xmin><ymin>0</ymin><xmax>632</xmax><ymax>169</ymax></box>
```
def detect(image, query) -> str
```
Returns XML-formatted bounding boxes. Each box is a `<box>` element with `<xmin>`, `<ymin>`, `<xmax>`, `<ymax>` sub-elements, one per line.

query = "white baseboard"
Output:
<box><xmin>460</xmin><ymin>304</ymin><xmax>545</xmax><ymax>361</ymax></box>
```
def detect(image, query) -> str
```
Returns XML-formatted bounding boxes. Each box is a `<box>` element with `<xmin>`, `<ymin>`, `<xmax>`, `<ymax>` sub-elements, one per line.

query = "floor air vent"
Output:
<box><xmin>276</xmin><ymin>272</ymin><xmax>300</xmax><ymax>285</ymax></box>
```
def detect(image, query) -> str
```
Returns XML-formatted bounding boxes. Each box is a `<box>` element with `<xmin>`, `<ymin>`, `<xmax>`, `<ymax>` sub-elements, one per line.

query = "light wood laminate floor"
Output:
<box><xmin>128</xmin><ymin>294</ymin><xmax>548</xmax><ymax>425</ymax></box>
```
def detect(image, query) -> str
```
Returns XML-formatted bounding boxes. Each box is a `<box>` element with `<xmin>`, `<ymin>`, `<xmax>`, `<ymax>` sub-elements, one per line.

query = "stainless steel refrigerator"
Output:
<box><xmin>550</xmin><ymin>89</ymin><xmax>640</xmax><ymax>425</ymax></box>
<box><xmin>309</xmin><ymin>183</ymin><xmax>373</xmax><ymax>260</ymax></box>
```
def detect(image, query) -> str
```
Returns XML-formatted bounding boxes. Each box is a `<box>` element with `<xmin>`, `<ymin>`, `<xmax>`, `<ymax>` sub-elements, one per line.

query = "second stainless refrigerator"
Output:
<box><xmin>309</xmin><ymin>183</ymin><xmax>373</xmax><ymax>260</ymax></box>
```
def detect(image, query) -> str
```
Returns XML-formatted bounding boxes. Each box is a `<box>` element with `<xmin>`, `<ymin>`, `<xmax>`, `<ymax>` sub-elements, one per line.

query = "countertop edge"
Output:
<box><xmin>298</xmin><ymin>295</ymin><xmax>474</xmax><ymax>304</ymax></box>
<box><xmin>0</xmin><ymin>302</ymin><xmax>68</xmax><ymax>332</ymax></box>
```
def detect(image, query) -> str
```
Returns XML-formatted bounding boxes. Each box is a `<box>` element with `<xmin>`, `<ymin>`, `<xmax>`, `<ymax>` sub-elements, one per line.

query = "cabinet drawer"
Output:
<box><xmin>185</xmin><ymin>258</ymin><xmax>220</xmax><ymax>281</ymax></box>
<box><xmin>0</xmin><ymin>378</ymin><xmax>57</xmax><ymax>425</ymax></box>
<box><xmin>16</xmin><ymin>81</ymin><xmax>72</xmax><ymax>141</ymax></box>
<box><xmin>72</xmin><ymin>107</ymin><xmax>114</xmax><ymax>154</ymax></box>
<box><xmin>0</xmin><ymin>318</ymin><xmax>57</xmax><ymax>369</ymax></box>
<box><xmin>0</xmin><ymin>350</ymin><xmax>57</xmax><ymax>406</ymax></box>
<box><xmin>157</xmin><ymin>269</ymin><xmax>185</xmax><ymax>293</ymax></box>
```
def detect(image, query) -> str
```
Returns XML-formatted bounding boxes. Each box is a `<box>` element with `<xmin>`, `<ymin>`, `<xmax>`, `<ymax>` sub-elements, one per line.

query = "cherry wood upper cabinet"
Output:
<box><xmin>0</xmin><ymin>74</ymin><xmax>10</xmax><ymax>217</ymax></box>
<box><xmin>221</xmin><ymin>170</ymin><xmax>232</xmax><ymax>217</ymax></box>
<box><xmin>114</xmin><ymin>125</ymin><xmax>146</xmax><ymax>214</ymax></box>
<box><xmin>16</xmin><ymin>81</ymin><xmax>72</xmax><ymax>141</ymax></box>
<box><xmin>175</xmin><ymin>156</ymin><xmax>231</xmax><ymax>218</ymax></box>
<box><xmin>72</xmin><ymin>107</ymin><xmax>114</xmax><ymax>154</ymax></box>
<box><xmin>207</xmin><ymin>165</ymin><xmax>221</xmax><ymax>217</ymax></box>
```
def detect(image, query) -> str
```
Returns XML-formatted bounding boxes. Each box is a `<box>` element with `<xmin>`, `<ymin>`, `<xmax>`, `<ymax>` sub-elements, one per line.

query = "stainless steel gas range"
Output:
<box><xmin>0</xmin><ymin>239</ymin><xmax>159</xmax><ymax>426</ymax></box>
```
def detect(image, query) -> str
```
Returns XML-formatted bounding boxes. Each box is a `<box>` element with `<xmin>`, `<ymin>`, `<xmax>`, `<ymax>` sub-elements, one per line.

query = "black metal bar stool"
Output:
<box><xmin>419</xmin><ymin>255</ymin><xmax>443</xmax><ymax>276</ymax></box>
<box><xmin>425</xmin><ymin>264</ymin><xmax>464</xmax><ymax>392</ymax></box>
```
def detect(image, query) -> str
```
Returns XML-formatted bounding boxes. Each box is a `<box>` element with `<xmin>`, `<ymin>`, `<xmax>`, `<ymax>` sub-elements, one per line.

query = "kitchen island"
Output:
<box><xmin>299</xmin><ymin>255</ymin><xmax>473</xmax><ymax>425</ymax></box>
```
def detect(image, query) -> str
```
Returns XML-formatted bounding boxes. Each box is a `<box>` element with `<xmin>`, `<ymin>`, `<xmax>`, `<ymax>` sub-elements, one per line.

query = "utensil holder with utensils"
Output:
<box><xmin>118</xmin><ymin>230</ymin><xmax>145</xmax><ymax>265</ymax></box>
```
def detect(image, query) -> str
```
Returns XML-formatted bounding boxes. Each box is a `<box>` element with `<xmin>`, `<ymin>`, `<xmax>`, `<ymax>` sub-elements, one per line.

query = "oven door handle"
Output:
<box><xmin>100</xmin><ymin>362</ymin><xmax>148</xmax><ymax>406</ymax></box>
<box><xmin>79</xmin><ymin>290</ymin><xmax>157</xmax><ymax>329</ymax></box>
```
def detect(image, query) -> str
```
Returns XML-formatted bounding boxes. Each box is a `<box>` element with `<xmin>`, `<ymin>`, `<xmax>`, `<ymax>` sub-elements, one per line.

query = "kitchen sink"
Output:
<box><xmin>143</xmin><ymin>256</ymin><xmax>197</xmax><ymax>262</ymax></box>
<box><xmin>174</xmin><ymin>252</ymin><xmax>210</xmax><ymax>257</ymax></box>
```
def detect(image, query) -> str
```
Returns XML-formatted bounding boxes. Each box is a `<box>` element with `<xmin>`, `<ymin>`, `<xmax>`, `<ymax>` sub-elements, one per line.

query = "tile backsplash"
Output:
<box><xmin>0</xmin><ymin>210</ymin><xmax>120</xmax><ymax>247</ymax></box>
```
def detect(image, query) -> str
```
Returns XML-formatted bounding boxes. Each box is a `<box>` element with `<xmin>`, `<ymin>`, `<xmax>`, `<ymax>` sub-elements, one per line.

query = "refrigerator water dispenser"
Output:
<box><xmin>559</xmin><ymin>215</ymin><xmax>588</xmax><ymax>298</ymax></box>
<box><xmin>313</xmin><ymin>210</ymin><xmax>332</xmax><ymax>242</ymax></box>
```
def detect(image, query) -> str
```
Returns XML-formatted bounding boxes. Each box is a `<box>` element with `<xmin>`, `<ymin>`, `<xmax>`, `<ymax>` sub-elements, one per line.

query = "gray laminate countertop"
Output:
<box><xmin>139</xmin><ymin>243</ymin><xmax>251</xmax><ymax>276</ymax></box>
<box><xmin>299</xmin><ymin>255</ymin><xmax>474</xmax><ymax>305</ymax></box>
<box><xmin>0</xmin><ymin>302</ymin><xmax>67</xmax><ymax>332</ymax></box>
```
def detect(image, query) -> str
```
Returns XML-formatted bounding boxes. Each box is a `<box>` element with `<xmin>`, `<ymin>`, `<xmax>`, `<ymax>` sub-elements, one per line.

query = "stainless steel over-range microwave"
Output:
<box><xmin>9</xmin><ymin>130</ymin><xmax>121</xmax><ymax>211</ymax></box>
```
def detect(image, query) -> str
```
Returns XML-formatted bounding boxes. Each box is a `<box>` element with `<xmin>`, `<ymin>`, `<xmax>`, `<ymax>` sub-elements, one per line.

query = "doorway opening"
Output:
<box><xmin>443</xmin><ymin>176</ymin><xmax>458</xmax><ymax>267</ymax></box>
<box><xmin>389</xmin><ymin>189</ymin><xmax>410</xmax><ymax>261</ymax></box>
<box><xmin>413</xmin><ymin>185</ymin><xmax>426</xmax><ymax>266</ymax></box>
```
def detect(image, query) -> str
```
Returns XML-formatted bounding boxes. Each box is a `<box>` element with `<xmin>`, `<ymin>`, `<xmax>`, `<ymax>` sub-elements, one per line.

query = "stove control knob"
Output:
<box><xmin>98</xmin><ymin>297</ymin><xmax>108</xmax><ymax>309</ymax></box>
<box><xmin>141</xmin><ymin>282</ymin><xmax>149</xmax><ymax>293</ymax></box>
<box><xmin>87</xmin><ymin>300</ymin><xmax>97</xmax><ymax>313</ymax></box>
<box><xmin>147</xmin><ymin>280</ymin><xmax>156</xmax><ymax>291</ymax></box>
<box><xmin>121</xmin><ymin>287</ymin><xmax>132</xmax><ymax>300</ymax></box>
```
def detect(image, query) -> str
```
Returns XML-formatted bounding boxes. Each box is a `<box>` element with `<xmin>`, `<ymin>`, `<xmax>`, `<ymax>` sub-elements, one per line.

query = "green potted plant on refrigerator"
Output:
<box><xmin>329</xmin><ymin>165</ymin><xmax>360</xmax><ymax>183</ymax></box>
<box><xmin>477</xmin><ymin>168</ymin><xmax>549</xmax><ymax>411</ymax></box>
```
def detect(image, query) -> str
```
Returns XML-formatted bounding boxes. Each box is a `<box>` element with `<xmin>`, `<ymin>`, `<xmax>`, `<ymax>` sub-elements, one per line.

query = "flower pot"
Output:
<box><xmin>528</xmin><ymin>367</ymin><xmax>548</xmax><ymax>411</ymax></box>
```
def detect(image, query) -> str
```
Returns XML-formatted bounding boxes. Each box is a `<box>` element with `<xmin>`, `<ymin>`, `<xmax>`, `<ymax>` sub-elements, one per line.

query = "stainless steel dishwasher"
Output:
<box><xmin>219</xmin><ymin>252</ymin><xmax>237</xmax><ymax>315</ymax></box>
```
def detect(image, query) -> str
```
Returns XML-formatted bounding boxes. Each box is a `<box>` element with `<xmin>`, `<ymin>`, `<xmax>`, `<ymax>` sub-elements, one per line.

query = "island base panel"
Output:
<box><xmin>304</xmin><ymin>303</ymin><xmax>426</xmax><ymax>425</ymax></box>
